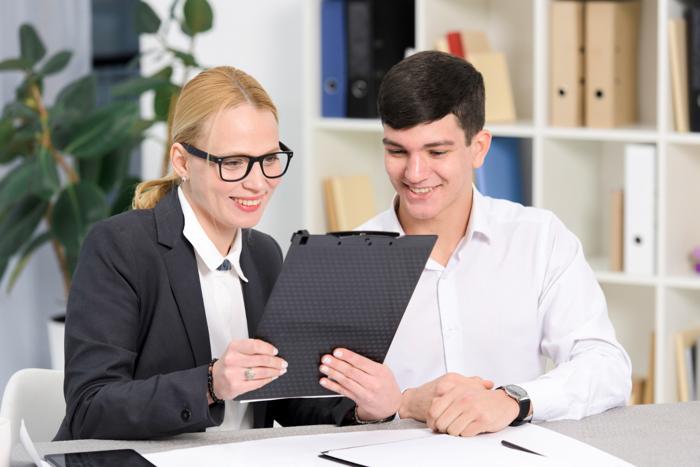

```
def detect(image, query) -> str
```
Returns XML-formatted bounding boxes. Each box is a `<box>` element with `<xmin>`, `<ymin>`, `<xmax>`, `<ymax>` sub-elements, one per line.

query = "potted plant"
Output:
<box><xmin>0</xmin><ymin>0</ymin><xmax>214</xmax><ymax>369</ymax></box>
<box><xmin>0</xmin><ymin>24</ymin><xmax>144</xmax><ymax>368</ymax></box>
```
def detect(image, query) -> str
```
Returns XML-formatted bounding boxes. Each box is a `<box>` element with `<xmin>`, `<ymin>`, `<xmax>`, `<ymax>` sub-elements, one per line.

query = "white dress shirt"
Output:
<box><xmin>358</xmin><ymin>188</ymin><xmax>632</xmax><ymax>421</ymax></box>
<box><xmin>178</xmin><ymin>188</ymin><xmax>254</xmax><ymax>431</ymax></box>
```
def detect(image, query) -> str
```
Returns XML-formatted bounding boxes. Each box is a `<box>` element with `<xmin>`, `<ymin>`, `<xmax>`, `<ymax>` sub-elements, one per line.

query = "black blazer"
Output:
<box><xmin>55</xmin><ymin>189</ymin><xmax>353</xmax><ymax>440</ymax></box>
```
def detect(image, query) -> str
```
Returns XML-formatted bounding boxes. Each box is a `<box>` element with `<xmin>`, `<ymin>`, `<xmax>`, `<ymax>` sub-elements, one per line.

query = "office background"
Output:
<box><xmin>1</xmin><ymin>0</ymin><xmax>700</xmax><ymax>405</ymax></box>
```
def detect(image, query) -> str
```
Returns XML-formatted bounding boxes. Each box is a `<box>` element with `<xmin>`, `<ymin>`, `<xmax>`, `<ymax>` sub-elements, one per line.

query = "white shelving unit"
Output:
<box><xmin>302</xmin><ymin>0</ymin><xmax>700</xmax><ymax>403</ymax></box>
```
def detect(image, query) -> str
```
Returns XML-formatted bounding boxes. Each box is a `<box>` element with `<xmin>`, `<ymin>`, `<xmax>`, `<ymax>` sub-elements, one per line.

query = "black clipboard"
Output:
<box><xmin>236</xmin><ymin>230</ymin><xmax>436</xmax><ymax>401</ymax></box>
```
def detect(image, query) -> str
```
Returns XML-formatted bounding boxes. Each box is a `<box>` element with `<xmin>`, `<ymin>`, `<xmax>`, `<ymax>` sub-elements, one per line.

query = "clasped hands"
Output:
<box><xmin>320</xmin><ymin>349</ymin><xmax>520</xmax><ymax>436</ymax></box>
<box><xmin>208</xmin><ymin>341</ymin><xmax>520</xmax><ymax>437</ymax></box>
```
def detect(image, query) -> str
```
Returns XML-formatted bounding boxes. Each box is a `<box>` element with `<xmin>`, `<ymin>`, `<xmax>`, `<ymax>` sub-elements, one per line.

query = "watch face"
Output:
<box><xmin>506</xmin><ymin>385</ymin><xmax>528</xmax><ymax>399</ymax></box>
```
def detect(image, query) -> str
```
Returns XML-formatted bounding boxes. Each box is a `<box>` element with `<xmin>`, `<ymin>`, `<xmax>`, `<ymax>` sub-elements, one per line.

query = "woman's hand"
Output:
<box><xmin>209</xmin><ymin>339</ymin><xmax>287</xmax><ymax>403</ymax></box>
<box><xmin>319</xmin><ymin>348</ymin><xmax>401</xmax><ymax>421</ymax></box>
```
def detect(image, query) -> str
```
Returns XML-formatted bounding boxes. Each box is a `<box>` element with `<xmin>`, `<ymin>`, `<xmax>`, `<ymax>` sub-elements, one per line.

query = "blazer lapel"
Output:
<box><xmin>156</xmin><ymin>189</ymin><xmax>212</xmax><ymax>367</ymax></box>
<box><xmin>239</xmin><ymin>229</ymin><xmax>265</xmax><ymax>338</ymax></box>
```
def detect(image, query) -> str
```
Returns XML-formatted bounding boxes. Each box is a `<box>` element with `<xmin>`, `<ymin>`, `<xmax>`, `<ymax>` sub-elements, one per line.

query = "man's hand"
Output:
<box><xmin>399</xmin><ymin>373</ymin><xmax>494</xmax><ymax>422</ymax></box>
<box><xmin>319</xmin><ymin>348</ymin><xmax>401</xmax><ymax>421</ymax></box>
<box><xmin>209</xmin><ymin>339</ymin><xmax>287</xmax><ymax>403</ymax></box>
<box><xmin>426</xmin><ymin>385</ymin><xmax>519</xmax><ymax>437</ymax></box>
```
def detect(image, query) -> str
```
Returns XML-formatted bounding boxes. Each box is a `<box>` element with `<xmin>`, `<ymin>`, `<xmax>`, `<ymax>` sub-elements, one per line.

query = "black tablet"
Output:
<box><xmin>44</xmin><ymin>449</ymin><xmax>155</xmax><ymax>467</ymax></box>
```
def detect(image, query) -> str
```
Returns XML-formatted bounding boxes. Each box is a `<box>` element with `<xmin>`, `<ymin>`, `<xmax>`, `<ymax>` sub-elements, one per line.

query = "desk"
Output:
<box><xmin>11</xmin><ymin>401</ymin><xmax>700</xmax><ymax>467</ymax></box>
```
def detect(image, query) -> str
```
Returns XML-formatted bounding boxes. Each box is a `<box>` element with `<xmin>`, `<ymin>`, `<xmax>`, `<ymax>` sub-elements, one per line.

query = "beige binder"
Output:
<box><xmin>323</xmin><ymin>175</ymin><xmax>377</xmax><ymax>231</ymax></box>
<box><xmin>609</xmin><ymin>189</ymin><xmax>624</xmax><ymax>272</ymax></box>
<box><xmin>585</xmin><ymin>0</ymin><xmax>640</xmax><ymax>128</ymax></box>
<box><xmin>469</xmin><ymin>52</ymin><xmax>517</xmax><ymax>123</ymax></box>
<box><xmin>550</xmin><ymin>1</ymin><xmax>585</xmax><ymax>127</ymax></box>
<box><xmin>669</xmin><ymin>18</ymin><xmax>690</xmax><ymax>133</ymax></box>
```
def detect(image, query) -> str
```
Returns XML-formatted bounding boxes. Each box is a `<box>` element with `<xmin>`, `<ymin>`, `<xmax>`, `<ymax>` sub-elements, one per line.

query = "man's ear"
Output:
<box><xmin>470</xmin><ymin>129</ymin><xmax>492</xmax><ymax>169</ymax></box>
<box><xmin>171</xmin><ymin>143</ymin><xmax>189</xmax><ymax>179</ymax></box>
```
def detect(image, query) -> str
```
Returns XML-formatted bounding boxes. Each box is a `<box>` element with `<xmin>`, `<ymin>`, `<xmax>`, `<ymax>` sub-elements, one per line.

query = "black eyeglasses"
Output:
<box><xmin>181</xmin><ymin>142</ymin><xmax>294</xmax><ymax>182</ymax></box>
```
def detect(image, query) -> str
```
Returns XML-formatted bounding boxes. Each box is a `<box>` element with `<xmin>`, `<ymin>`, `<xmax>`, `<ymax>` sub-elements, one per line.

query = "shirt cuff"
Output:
<box><xmin>516</xmin><ymin>378</ymin><xmax>565</xmax><ymax>422</ymax></box>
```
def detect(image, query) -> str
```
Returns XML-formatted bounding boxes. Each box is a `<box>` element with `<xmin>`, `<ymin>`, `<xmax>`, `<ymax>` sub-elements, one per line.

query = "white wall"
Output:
<box><xmin>141</xmin><ymin>0</ymin><xmax>306</xmax><ymax>249</ymax></box>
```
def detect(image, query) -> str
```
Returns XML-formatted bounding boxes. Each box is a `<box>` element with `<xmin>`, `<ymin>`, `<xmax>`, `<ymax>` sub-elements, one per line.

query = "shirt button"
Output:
<box><xmin>181</xmin><ymin>408</ymin><xmax>192</xmax><ymax>422</ymax></box>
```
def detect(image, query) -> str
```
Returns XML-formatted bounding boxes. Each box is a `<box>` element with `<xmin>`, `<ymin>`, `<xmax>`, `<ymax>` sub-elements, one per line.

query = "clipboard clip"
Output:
<box><xmin>327</xmin><ymin>230</ymin><xmax>400</xmax><ymax>238</ymax></box>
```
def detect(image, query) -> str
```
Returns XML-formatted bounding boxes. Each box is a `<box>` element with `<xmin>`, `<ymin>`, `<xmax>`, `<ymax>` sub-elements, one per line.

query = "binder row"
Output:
<box><xmin>549</xmin><ymin>0</ymin><xmax>640</xmax><ymax>128</ymax></box>
<box><xmin>321</xmin><ymin>0</ymin><xmax>414</xmax><ymax>119</ymax></box>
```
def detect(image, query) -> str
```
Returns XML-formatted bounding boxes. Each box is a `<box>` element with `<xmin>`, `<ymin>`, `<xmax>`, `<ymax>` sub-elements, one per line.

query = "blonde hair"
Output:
<box><xmin>132</xmin><ymin>66</ymin><xmax>278</xmax><ymax>209</ymax></box>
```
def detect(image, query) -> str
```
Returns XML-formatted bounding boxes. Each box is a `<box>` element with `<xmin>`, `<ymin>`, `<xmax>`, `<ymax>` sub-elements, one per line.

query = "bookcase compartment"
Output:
<box><xmin>661</xmin><ymin>287</ymin><xmax>700</xmax><ymax>401</ymax></box>
<box><xmin>540</xmin><ymin>138</ymin><xmax>629</xmax><ymax>271</ymax></box>
<box><xmin>602</xmin><ymin>283</ymin><xmax>656</xmax><ymax>382</ymax></box>
<box><xmin>664</xmin><ymin>144</ymin><xmax>700</xmax><ymax>279</ymax></box>
<box><xmin>417</xmin><ymin>0</ymin><xmax>535</xmax><ymax>123</ymax></box>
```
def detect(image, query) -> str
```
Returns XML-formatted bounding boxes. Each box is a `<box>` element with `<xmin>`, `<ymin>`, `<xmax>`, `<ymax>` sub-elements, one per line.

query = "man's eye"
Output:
<box><xmin>430</xmin><ymin>150</ymin><xmax>447</xmax><ymax>156</ymax></box>
<box><xmin>387</xmin><ymin>149</ymin><xmax>406</xmax><ymax>155</ymax></box>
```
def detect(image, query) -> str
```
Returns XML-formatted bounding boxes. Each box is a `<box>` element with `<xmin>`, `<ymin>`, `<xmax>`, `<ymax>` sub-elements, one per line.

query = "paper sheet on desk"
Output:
<box><xmin>143</xmin><ymin>425</ymin><xmax>633</xmax><ymax>467</ymax></box>
<box><xmin>323</xmin><ymin>424</ymin><xmax>634</xmax><ymax>467</ymax></box>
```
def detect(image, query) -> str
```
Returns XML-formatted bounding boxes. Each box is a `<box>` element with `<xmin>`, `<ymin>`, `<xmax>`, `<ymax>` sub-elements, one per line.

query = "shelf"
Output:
<box><xmin>542</xmin><ymin>126</ymin><xmax>658</xmax><ymax>143</ymax></box>
<box><xmin>488</xmin><ymin>121</ymin><xmax>535</xmax><ymax>138</ymax></box>
<box><xmin>664</xmin><ymin>275</ymin><xmax>700</xmax><ymax>290</ymax></box>
<box><xmin>665</xmin><ymin>132</ymin><xmax>700</xmax><ymax>145</ymax></box>
<box><xmin>314</xmin><ymin>118</ymin><xmax>383</xmax><ymax>132</ymax></box>
<box><xmin>595</xmin><ymin>271</ymin><xmax>658</xmax><ymax>287</ymax></box>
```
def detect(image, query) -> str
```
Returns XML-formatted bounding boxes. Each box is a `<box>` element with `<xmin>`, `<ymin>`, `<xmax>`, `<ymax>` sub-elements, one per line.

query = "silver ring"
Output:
<box><xmin>244</xmin><ymin>368</ymin><xmax>255</xmax><ymax>381</ymax></box>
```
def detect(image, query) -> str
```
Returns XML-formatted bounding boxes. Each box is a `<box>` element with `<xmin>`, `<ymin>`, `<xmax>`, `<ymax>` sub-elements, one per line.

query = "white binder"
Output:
<box><xmin>624</xmin><ymin>144</ymin><xmax>656</xmax><ymax>275</ymax></box>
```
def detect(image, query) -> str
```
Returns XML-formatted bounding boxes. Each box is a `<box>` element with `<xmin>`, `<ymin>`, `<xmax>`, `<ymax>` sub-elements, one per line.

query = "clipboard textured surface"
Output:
<box><xmin>237</xmin><ymin>231</ymin><xmax>436</xmax><ymax>401</ymax></box>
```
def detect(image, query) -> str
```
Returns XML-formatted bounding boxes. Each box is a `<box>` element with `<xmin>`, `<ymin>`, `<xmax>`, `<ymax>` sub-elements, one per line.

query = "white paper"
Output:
<box><xmin>19</xmin><ymin>420</ymin><xmax>51</xmax><ymax>467</ymax></box>
<box><xmin>144</xmin><ymin>424</ymin><xmax>633</xmax><ymax>467</ymax></box>
<box><xmin>326</xmin><ymin>425</ymin><xmax>633</xmax><ymax>467</ymax></box>
<box><xmin>144</xmin><ymin>429</ymin><xmax>431</xmax><ymax>467</ymax></box>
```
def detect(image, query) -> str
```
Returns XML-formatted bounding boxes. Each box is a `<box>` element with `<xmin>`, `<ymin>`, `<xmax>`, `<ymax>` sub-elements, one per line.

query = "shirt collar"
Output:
<box><xmin>388</xmin><ymin>185</ymin><xmax>493</xmax><ymax>262</ymax></box>
<box><xmin>178</xmin><ymin>187</ymin><xmax>248</xmax><ymax>282</ymax></box>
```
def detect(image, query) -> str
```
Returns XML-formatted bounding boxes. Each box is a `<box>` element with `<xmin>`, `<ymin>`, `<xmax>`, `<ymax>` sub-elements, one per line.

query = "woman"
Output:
<box><xmin>54</xmin><ymin>67</ymin><xmax>353</xmax><ymax>440</ymax></box>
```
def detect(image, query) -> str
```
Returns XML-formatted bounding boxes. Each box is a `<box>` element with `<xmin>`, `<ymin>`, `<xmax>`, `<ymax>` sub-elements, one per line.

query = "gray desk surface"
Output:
<box><xmin>11</xmin><ymin>402</ymin><xmax>700</xmax><ymax>466</ymax></box>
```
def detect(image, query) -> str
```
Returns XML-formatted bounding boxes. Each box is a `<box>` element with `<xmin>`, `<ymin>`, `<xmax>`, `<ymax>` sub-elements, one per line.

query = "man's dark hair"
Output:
<box><xmin>377</xmin><ymin>51</ymin><xmax>485</xmax><ymax>144</ymax></box>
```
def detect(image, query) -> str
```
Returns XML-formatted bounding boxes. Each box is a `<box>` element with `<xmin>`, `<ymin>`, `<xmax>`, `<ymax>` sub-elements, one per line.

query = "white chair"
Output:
<box><xmin>0</xmin><ymin>369</ymin><xmax>65</xmax><ymax>447</ymax></box>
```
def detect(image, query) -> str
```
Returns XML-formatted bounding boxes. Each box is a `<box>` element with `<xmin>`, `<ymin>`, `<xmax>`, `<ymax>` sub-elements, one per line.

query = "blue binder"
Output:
<box><xmin>321</xmin><ymin>0</ymin><xmax>347</xmax><ymax>117</ymax></box>
<box><xmin>475</xmin><ymin>137</ymin><xmax>524</xmax><ymax>204</ymax></box>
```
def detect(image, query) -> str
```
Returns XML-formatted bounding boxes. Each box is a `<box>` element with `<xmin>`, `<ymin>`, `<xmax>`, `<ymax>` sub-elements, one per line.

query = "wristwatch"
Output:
<box><xmin>497</xmin><ymin>385</ymin><xmax>531</xmax><ymax>426</ymax></box>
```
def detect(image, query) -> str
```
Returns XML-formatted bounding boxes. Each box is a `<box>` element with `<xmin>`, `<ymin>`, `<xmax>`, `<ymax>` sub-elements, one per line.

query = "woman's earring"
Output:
<box><xmin>181</xmin><ymin>176</ymin><xmax>188</xmax><ymax>183</ymax></box>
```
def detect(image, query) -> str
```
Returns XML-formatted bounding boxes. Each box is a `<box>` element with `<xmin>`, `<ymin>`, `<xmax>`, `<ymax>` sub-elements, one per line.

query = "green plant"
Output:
<box><xmin>0</xmin><ymin>24</ymin><xmax>145</xmax><ymax>297</ymax></box>
<box><xmin>0</xmin><ymin>0</ymin><xmax>214</xmax><ymax>298</ymax></box>
<box><xmin>119</xmin><ymin>0</ymin><xmax>214</xmax><ymax>175</ymax></box>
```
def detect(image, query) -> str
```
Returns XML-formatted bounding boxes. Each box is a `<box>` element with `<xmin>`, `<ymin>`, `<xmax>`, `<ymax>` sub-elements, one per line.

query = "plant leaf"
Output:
<box><xmin>53</xmin><ymin>74</ymin><xmax>96</xmax><ymax>114</ymax></box>
<box><xmin>0</xmin><ymin>196</ymin><xmax>47</xmax><ymax>281</ymax></box>
<box><xmin>182</xmin><ymin>0</ymin><xmax>213</xmax><ymax>36</ymax></box>
<box><xmin>64</xmin><ymin>101</ymin><xmax>140</xmax><ymax>159</ymax></box>
<box><xmin>154</xmin><ymin>84</ymin><xmax>178</xmax><ymax>121</ymax></box>
<box><xmin>111</xmin><ymin>175</ymin><xmax>141</xmax><ymax>215</ymax></box>
<box><xmin>0</xmin><ymin>160</ymin><xmax>37</xmax><ymax>213</ymax></box>
<box><xmin>51</xmin><ymin>182</ymin><xmax>109</xmax><ymax>255</ymax></box>
<box><xmin>39</xmin><ymin>50</ymin><xmax>72</xmax><ymax>76</ymax></box>
<box><xmin>169</xmin><ymin>48</ymin><xmax>198</xmax><ymax>67</ymax></box>
<box><xmin>111</xmin><ymin>75</ymin><xmax>171</xmax><ymax>97</ymax></box>
<box><xmin>98</xmin><ymin>146</ymin><xmax>131</xmax><ymax>194</ymax></box>
<box><xmin>0</xmin><ymin>124</ymin><xmax>35</xmax><ymax>164</ymax></box>
<box><xmin>135</xmin><ymin>0</ymin><xmax>162</xmax><ymax>34</ymax></box>
<box><xmin>0</xmin><ymin>58</ymin><xmax>30</xmax><ymax>71</ymax></box>
<box><xmin>19</xmin><ymin>24</ymin><xmax>46</xmax><ymax>67</ymax></box>
<box><xmin>2</xmin><ymin>101</ymin><xmax>38</xmax><ymax>121</ymax></box>
<box><xmin>37</xmin><ymin>146</ymin><xmax>60</xmax><ymax>194</ymax></box>
<box><xmin>5</xmin><ymin>231</ymin><xmax>52</xmax><ymax>293</ymax></box>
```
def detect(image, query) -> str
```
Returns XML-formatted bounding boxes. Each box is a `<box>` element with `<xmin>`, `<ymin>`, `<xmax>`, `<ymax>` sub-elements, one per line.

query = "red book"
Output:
<box><xmin>446</xmin><ymin>31</ymin><xmax>465</xmax><ymax>58</ymax></box>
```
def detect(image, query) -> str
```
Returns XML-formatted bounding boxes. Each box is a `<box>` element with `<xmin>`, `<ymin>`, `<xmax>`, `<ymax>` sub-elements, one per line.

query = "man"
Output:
<box><xmin>318</xmin><ymin>51</ymin><xmax>631</xmax><ymax>436</ymax></box>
